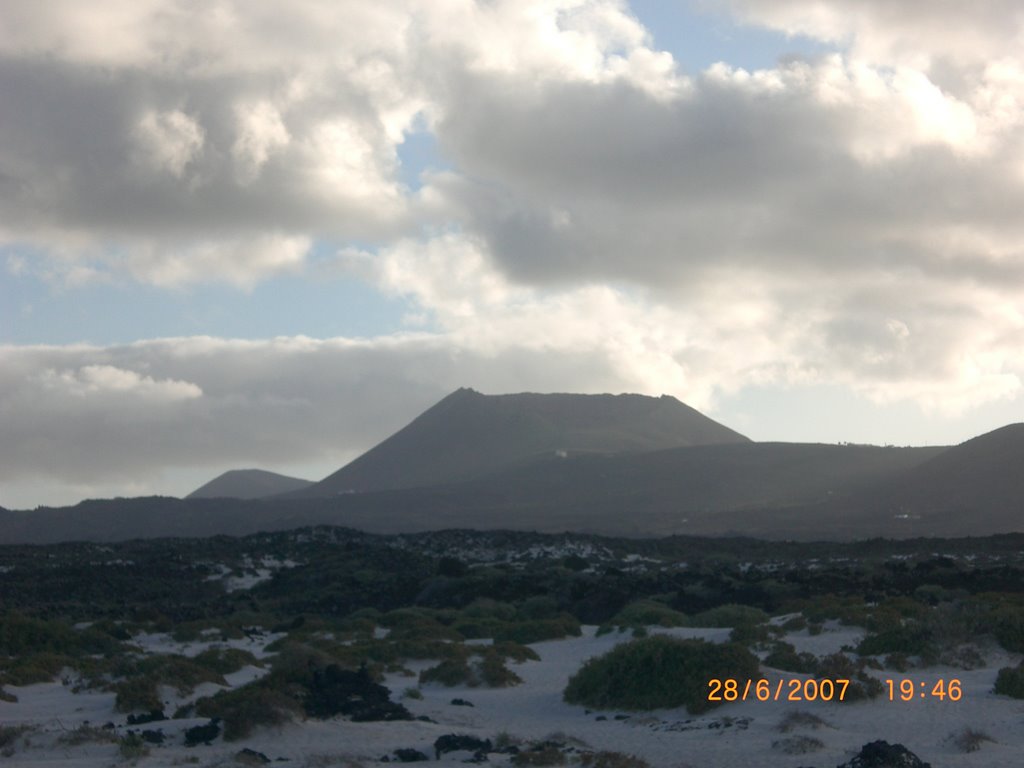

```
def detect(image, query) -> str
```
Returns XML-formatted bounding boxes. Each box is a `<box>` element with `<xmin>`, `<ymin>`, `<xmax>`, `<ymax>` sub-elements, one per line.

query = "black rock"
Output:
<box><xmin>305</xmin><ymin>663</ymin><xmax>413</xmax><ymax>722</ymax></box>
<box><xmin>126</xmin><ymin>709</ymin><xmax>166</xmax><ymax>725</ymax></box>
<box><xmin>235</xmin><ymin>748</ymin><xmax>272</xmax><ymax>765</ymax></box>
<box><xmin>838</xmin><ymin>741</ymin><xmax>932</xmax><ymax>768</ymax></box>
<box><xmin>184</xmin><ymin>718</ymin><xmax>221</xmax><ymax>747</ymax></box>
<box><xmin>434</xmin><ymin>734</ymin><xmax>493</xmax><ymax>760</ymax></box>
<box><xmin>450</xmin><ymin>698</ymin><xmax>474</xmax><ymax>707</ymax></box>
<box><xmin>393</xmin><ymin>748</ymin><xmax>429</xmax><ymax>762</ymax></box>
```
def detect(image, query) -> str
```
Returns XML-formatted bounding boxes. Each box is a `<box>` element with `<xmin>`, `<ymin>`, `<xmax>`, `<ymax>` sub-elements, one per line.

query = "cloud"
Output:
<box><xmin>0</xmin><ymin>333</ymin><xmax>643</xmax><ymax>498</ymax></box>
<box><xmin>3</xmin><ymin>1</ymin><xmax>1024</xmax><ymax>506</ymax></box>
<box><xmin>38</xmin><ymin>364</ymin><xmax>202</xmax><ymax>400</ymax></box>
<box><xmin>720</xmin><ymin>0</ymin><xmax>1024</xmax><ymax>71</ymax></box>
<box><xmin>133</xmin><ymin>110</ymin><xmax>205</xmax><ymax>178</ymax></box>
<box><xmin>0</xmin><ymin>0</ymin><xmax>668</xmax><ymax>287</ymax></box>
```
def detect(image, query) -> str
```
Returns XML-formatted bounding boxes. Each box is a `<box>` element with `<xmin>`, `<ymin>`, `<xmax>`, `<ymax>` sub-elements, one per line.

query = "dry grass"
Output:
<box><xmin>776</xmin><ymin>709</ymin><xmax>832</xmax><ymax>733</ymax></box>
<box><xmin>950</xmin><ymin>727</ymin><xmax>995</xmax><ymax>753</ymax></box>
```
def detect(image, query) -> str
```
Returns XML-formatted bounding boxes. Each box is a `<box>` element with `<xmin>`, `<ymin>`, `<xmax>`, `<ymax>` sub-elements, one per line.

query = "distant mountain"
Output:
<box><xmin>453</xmin><ymin>440</ymin><xmax>948</xmax><ymax>515</ymax></box>
<box><xmin>187</xmin><ymin>469</ymin><xmax>313</xmax><ymax>500</ymax></box>
<box><xmin>848</xmin><ymin>423</ymin><xmax>1024</xmax><ymax>526</ymax></box>
<box><xmin>294</xmin><ymin>388</ymin><xmax>750</xmax><ymax>497</ymax></box>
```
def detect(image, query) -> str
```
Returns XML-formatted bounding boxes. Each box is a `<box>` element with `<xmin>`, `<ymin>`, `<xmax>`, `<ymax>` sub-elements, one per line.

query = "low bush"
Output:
<box><xmin>192</xmin><ymin>647</ymin><xmax>261</xmax><ymax>676</ymax></box>
<box><xmin>776</xmin><ymin>710</ymin><xmax>830</xmax><ymax>733</ymax></box>
<box><xmin>0</xmin><ymin>652</ymin><xmax>75</xmax><ymax>686</ymax></box>
<box><xmin>578</xmin><ymin>752</ymin><xmax>650</xmax><ymax>768</ymax></box>
<box><xmin>57</xmin><ymin>724</ymin><xmax>117</xmax><ymax>746</ymax></box>
<box><xmin>763</xmin><ymin>643</ymin><xmax>817</xmax><ymax>674</ymax></box>
<box><xmin>606</xmin><ymin>600</ymin><xmax>687</xmax><ymax>630</ymax></box>
<box><xmin>420</xmin><ymin>658</ymin><xmax>474</xmax><ymax>687</ymax></box>
<box><xmin>689</xmin><ymin>604</ymin><xmax>769</xmax><ymax>628</ymax></box>
<box><xmin>772</xmin><ymin>735</ymin><xmax>823</xmax><ymax>755</ymax></box>
<box><xmin>856</xmin><ymin>622</ymin><xmax>933</xmax><ymax>657</ymax></box>
<box><xmin>494</xmin><ymin>615</ymin><xmax>581</xmax><ymax>644</ymax></box>
<box><xmin>114</xmin><ymin>676</ymin><xmax>162</xmax><ymax>713</ymax></box>
<box><xmin>950</xmin><ymin>727</ymin><xmax>994</xmax><ymax>753</ymax></box>
<box><xmin>994</xmin><ymin>662</ymin><xmax>1024</xmax><ymax>699</ymax></box>
<box><xmin>196</xmin><ymin>684</ymin><xmax>301</xmax><ymax>740</ymax></box>
<box><xmin>563</xmin><ymin>635</ymin><xmax>759</xmax><ymax>713</ymax></box>
<box><xmin>814</xmin><ymin>653</ymin><xmax>882</xmax><ymax>701</ymax></box>
<box><xmin>118</xmin><ymin>732</ymin><xmax>149</xmax><ymax>760</ymax></box>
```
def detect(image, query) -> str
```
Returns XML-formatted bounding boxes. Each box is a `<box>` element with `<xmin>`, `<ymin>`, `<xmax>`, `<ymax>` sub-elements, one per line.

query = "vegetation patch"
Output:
<box><xmin>563</xmin><ymin>636</ymin><xmax>759</xmax><ymax>713</ymax></box>
<box><xmin>196</xmin><ymin>684</ymin><xmax>301</xmax><ymax>741</ymax></box>
<box><xmin>949</xmin><ymin>727</ymin><xmax>995</xmax><ymax>753</ymax></box>
<box><xmin>994</xmin><ymin>661</ymin><xmax>1024</xmax><ymax>699</ymax></box>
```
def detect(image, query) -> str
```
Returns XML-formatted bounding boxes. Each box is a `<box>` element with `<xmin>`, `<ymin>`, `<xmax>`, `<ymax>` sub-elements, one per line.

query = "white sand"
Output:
<box><xmin>2</xmin><ymin>624</ymin><xmax>1022</xmax><ymax>767</ymax></box>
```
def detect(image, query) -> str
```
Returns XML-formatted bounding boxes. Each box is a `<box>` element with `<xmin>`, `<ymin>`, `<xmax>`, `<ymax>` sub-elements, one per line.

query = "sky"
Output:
<box><xmin>2</xmin><ymin>0</ymin><xmax>1024</xmax><ymax>509</ymax></box>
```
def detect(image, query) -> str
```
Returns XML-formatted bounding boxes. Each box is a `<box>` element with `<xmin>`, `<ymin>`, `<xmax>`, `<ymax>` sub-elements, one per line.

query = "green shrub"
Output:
<box><xmin>491</xmin><ymin>641</ymin><xmax>540</xmax><ymax>663</ymax></box>
<box><xmin>114</xmin><ymin>676</ymin><xmax>162</xmax><ymax>713</ymax></box>
<box><xmin>993</xmin><ymin>608</ymin><xmax>1024</xmax><ymax>653</ymax></box>
<box><xmin>192</xmin><ymin>647</ymin><xmax>261</xmax><ymax>676</ymax></box>
<box><xmin>729</xmin><ymin>623</ymin><xmax>771</xmax><ymax>645</ymax></box>
<box><xmin>518</xmin><ymin>597</ymin><xmax>561</xmax><ymax>621</ymax></box>
<box><xmin>689</xmin><ymin>604</ymin><xmax>769</xmax><ymax>628</ymax></box>
<box><xmin>0</xmin><ymin>652</ymin><xmax>74</xmax><ymax>686</ymax></box>
<box><xmin>195</xmin><ymin>683</ymin><xmax>301</xmax><ymax>740</ymax></box>
<box><xmin>478</xmin><ymin>651</ymin><xmax>522</xmax><ymax>687</ymax></box>
<box><xmin>495</xmin><ymin>616</ymin><xmax>581</xmax><ymax>644</ymax></box>
<box><xmin>111</xmin><ymin>654</ymin><xmax>227</xmax><ymax>708</ymax></box>
<box><xmin>0</xmin><ymin>614</ymin><xmax>121</xmax><ymax>657</ymax></box>
<box><xmin>780</xmin><ymin>615</ymin><xmax>807</xmax><ymax>632</ymax></box>
<box><xmin>608</xmin><ymin>600</ymin><xmax>688</xmax><ymax>629</ymax></box>
<box><xmin>420</xmin><ymin>658</ymin><xmax>475</xmax><ymax>687</ymax></box>
<box><xmin>763</xmin><ymin>643</ymin><xmax>817</xmax><ymax>674</ymax></box>
<box><xmin>118</xmin><ymin>732</ymin><xmax>149</xmax><ymax>760</ymax></box>
<box><xmin>814</xmin><ymin>653</ymin><xmax>882</xmax><ymax>702</ymax></box>
<box><xmin>563</xmin><ymin>636</ymin><xmax>759</xmax><ymax>713</ymax></box>
<box><xmin>994</xmin><ymin>662</ymin><xmax>1024</xmax><ymax>699</ymax></box>
<box><xmin>462</xmin><ymin>599</ymin><xmax>517</xmax><ymax>621</ymax></box>
<box><xmin>856</xmin><ymin>622</ymin><xmax>933</xmax><ymax>657</ymax></box>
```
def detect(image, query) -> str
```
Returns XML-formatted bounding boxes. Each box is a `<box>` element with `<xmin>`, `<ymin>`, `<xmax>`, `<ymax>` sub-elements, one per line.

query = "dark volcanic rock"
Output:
<box><xmin>306</xmin><ymin>663</ymin><xmax>412</xmax><ymax>722</ymax></box>
<box><xmin>838</xmin><ymin>741</ymin><xmax>931</xmax><ymax>768</ymax></box>
<box><xmin>235</xmin><ymin>748</ymin><xmax>272</xmax><ymax>765</ymax></box>
<box><xmin>184</xmin><ymin>718</ymin><xmax>221</xmax><ymax>747</ymax></box>
<box><xmin>391</xmin><ymin>748</ymin><xmax>429</xmax><ymax>762</ymax></box>
<box><xmin>433</xmin><ymin>734</ymin><xmax>492</xmax><ymax>760</ymax></box>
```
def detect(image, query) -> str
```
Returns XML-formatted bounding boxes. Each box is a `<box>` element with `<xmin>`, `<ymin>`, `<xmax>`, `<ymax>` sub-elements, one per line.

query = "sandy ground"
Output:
<box><xmin>2</xmin><ymin>623</ymin><xmax>1022</xmax><ymax>767</ymax></box>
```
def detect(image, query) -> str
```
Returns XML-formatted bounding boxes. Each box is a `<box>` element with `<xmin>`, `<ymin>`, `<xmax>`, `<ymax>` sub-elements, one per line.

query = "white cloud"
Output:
<box><xmin>3</xmin><ymin>0</ymin><xmax>1024</xmax><ymax>505</ymax></box>
<box><xmin>133</xmin><ymin>109</ymin><xmax>205</xmax><ymax>178</ymax></box>
<box><xmin>232</xmin><ymin>101</ymin><xmax>290</xmax><ymax>183</ymax></box>
<box><xmin>38</xmin><ymin>365</ymin><xmax>202</xmax><ymax>400</ymax></box>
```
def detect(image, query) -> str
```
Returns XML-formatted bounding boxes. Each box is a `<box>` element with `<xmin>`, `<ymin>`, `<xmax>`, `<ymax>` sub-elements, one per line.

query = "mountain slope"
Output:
<box><xmin>296</xmin><ymin>388</ymin><xmax>750</xmax><ymax>496</ymax></box>
<box><xmin>853</xmin><ymin>423</ymin><xmax>1024</xmax><ymax>521</ymax></box>
<box><xmin>187</xmin><ymin>469</ymin><xmax>313</xmax><ymax>500</ymax></box>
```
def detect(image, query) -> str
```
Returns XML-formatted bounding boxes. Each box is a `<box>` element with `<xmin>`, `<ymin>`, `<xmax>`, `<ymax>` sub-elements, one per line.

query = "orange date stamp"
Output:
<box><xmin>708</xmin><ymin>678</ymin><xmax>851</xmax><ymax>702</ymax></box>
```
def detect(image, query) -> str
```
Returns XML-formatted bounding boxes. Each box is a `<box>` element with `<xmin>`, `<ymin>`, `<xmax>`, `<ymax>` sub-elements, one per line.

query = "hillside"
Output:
<box><xmin>295</xmin><ymin>388</ymin><xmax>750</xmax><ymax>496</ymax></box>
<box><xmin>456</xmin><ymin>441</ymin><xmax>948</xmax><ymax>515</ymax></box>
<box><xmin>186</xmin><ymin>469</ymin><xmax>313</xmax><ymax>500</ymax></box>
<box><xmin>848</xmin><ymin>423</ymin><xmax>1024</xmax><ymax>524</ymax></box>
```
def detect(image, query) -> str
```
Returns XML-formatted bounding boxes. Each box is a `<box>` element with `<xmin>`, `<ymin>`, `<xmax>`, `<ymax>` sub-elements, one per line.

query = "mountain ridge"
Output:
<box><xmin>186</xmin><ymin>469</ymin><xmax>313</xmax><ymax>500</ymax></box>
<box><xmin>292</xmin><ymin>388</ymin><xmax>750</xmax><ymax>497</ymax></box>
